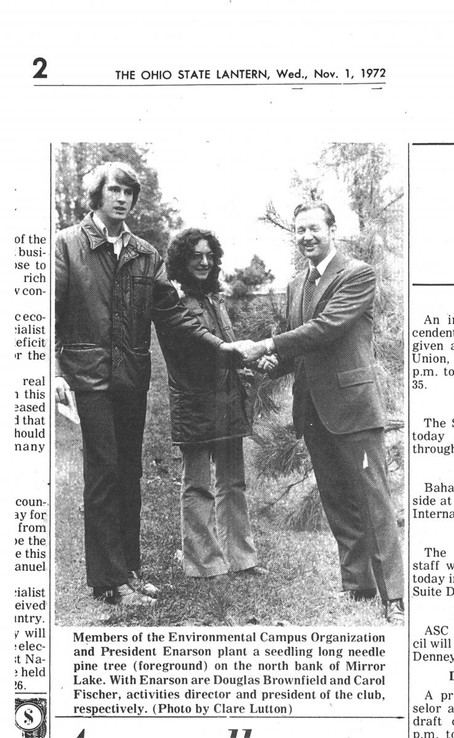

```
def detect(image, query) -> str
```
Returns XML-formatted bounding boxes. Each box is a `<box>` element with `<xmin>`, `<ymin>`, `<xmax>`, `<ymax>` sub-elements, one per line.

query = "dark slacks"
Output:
<box><xmin>75</xmin><ymin>390</ymin><xmax>147</xmax><ymax>588</ymax></box>
<box><xmin>303</xmin><ymin>397</ymin><xmax>404</xmax><ymax>602</ymax></box>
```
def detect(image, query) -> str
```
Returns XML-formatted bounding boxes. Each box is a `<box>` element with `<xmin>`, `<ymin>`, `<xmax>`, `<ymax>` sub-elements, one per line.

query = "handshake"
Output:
<box><xmin>219</xmin><ymin>338</ymin><xmax>279</xmax><ymax>372</ymax></box>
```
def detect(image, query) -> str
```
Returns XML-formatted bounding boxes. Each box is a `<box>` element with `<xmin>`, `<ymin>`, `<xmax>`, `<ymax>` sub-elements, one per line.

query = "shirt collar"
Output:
<box><xmin>92</xmin><ymin>212</ymin><xmax>132</xmax><ymax>255</ymax></box>
<box><xmin>312</xmin><ymin>247</ymin><xmax>336</xmax><ymax>278</ymax></box>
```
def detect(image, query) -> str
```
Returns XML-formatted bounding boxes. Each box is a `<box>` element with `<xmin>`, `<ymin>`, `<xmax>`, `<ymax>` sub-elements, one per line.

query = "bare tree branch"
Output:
<box><xmin>259</xmin><ymin>201</ymin><xmax>294</xmax><ymax>232</ymax></box>
<box><xmin>381</xmin><ymin>192</ymin><xmax>404</xmax><ymax>212</ymax></box>
<box><xmin>258</xmin><ymin>477</ymin><xmax>306</xmax><ymax>512</ymax></box>
<box><xmin>258</xmin><ymin>213</ymin><xmax>294</xmax><ymax>232</ymax></box>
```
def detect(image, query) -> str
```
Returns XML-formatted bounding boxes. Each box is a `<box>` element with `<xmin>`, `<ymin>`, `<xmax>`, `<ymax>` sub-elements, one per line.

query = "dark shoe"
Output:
<box><xmin>128</xmin><ymin>570</ymin><xmax>160</xmax><ymax>598</ymax></box>
<box><xmin>385</xmin><ymin>598</ymin><xmax>404</xmax><ymax>625</ymax></box>
<box><xmin>351</xmin><ymin>588</ymin><xmax>377</xmax><ymax>602</ymax></box>
<box><xmin>93</xmin><ymin>587</ymin><xmax>115</xmax><ymax>603</ymax></box>
<box><xmin>114</xmin><ymin>583</ymin><xmax>155</xmax><ymax>606</ymax></box>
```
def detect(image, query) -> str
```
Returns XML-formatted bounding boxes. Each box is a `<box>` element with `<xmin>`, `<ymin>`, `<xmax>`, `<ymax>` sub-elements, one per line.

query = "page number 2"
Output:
<box><xmin>33</xmin><ymin>57</ymin><xmax>47</xmax><ymax>79</ymax></box>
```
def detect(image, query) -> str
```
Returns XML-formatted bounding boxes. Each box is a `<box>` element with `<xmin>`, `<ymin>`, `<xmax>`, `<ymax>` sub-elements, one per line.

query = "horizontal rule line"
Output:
<box><xmin>34</xmin><ymin>81</ymin><xmax>385</xmax><ymax>88</ymax></box>
<box><xmin>412</xmin><ymin>142</ymin><xmax>454</xmax><ymax>146</ymax></box>
<box><xmin>412</xmin><ymin>283</ymin><xmax>454</xmax><ymax>286</ymax></box>
<box><xmin>55</xmin><ymin>715</ymin><xmax>405</xmax><ymax>720</ymax></box>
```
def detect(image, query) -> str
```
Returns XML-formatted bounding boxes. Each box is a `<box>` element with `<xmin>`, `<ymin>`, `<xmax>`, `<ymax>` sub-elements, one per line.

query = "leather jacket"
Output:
<box><xmin>55</xmin><ymin>214</ymin><xmax>222</xmax><ymax>392</ymax></box>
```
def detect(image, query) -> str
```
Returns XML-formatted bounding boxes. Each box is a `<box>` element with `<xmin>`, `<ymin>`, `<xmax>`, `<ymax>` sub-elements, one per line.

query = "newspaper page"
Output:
<box><xmin>3</xmin><ymin>3</ymin><xmax>454</xmax><ymax>738</ymax></box>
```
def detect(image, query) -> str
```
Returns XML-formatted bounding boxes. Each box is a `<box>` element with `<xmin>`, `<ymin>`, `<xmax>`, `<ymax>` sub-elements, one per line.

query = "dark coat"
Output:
<box><xmin>273</xmin><ymin>251</ymin><xmax>386</xmax><ymax>437</ymax></box>
<box><xmin>156</xmin><ymin>289</ymin><xmax>251</xmax><ymax>445</ymax></box>
<box><xmin>55</xmin><ymin>215</ymin><xmax>221</xmax><ymax>392</ymax></box>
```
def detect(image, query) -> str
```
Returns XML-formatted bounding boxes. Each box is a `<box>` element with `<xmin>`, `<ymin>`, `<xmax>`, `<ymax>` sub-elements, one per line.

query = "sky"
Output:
<box><xmin>147</xmin><ymin>137</ymin><xmax>369</xmax><ymax>289</ymax></box>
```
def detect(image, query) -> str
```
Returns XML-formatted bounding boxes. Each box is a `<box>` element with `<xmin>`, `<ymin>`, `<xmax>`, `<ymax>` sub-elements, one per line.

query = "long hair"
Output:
<box><xmin>87</xmin><ymin>162</ymin><xmax>141</xmax><ymax>211</ymax></box>
<box><xmin>166</xmin><ymin>228</ymin><xmax>224</xmax><ymax>294</ymax></box>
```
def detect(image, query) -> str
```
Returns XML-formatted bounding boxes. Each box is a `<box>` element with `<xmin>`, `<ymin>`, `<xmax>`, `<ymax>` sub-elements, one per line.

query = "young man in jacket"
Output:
<box><xmin>55</xmin><ymin>162</ymin><xmax>239</xmax><ymax>606</ymax></box>
<box><xmin>237</xmin><ymin>202</ymin><xmax>405</xmax><ymax>625</ymax></box>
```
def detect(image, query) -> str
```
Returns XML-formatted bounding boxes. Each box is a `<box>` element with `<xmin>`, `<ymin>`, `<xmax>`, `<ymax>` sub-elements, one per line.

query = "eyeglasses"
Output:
<box><xmin>190</xmin><ymin>252</ymin><xmax>214</xmax><ymax>263</ymax></box>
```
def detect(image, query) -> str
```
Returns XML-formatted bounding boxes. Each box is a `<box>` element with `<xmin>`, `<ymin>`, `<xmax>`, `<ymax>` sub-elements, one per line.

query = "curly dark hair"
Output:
<box><xmin>166</xmin><ymin>228</ymin><xmax>224</xmax><ymax>294</ymax></box>
<box><xmin>87</xmin><ymin>161</ymin><xmax>141</xmax><ymax>211</ymax></box>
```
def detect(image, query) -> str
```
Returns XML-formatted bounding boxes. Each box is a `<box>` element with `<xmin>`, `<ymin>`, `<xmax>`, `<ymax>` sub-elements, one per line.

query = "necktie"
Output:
<box><xmin>302</xmin><ymin>266</ymin><xmax>320</xmax><ymax>321</ymax></box>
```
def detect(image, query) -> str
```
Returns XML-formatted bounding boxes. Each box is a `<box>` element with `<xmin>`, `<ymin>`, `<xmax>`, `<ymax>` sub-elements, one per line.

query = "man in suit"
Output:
<box><xmin>240</xmin><ymin>202</ymin><xmax>404</xmax><ymax>624</ymax></box>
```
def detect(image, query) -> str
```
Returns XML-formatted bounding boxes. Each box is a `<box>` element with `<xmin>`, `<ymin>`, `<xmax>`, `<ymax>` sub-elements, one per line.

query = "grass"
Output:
<box><xmin>55</xmin><ymin>329</ymin><xmax>404</xmax><ymax>628</ymax></box>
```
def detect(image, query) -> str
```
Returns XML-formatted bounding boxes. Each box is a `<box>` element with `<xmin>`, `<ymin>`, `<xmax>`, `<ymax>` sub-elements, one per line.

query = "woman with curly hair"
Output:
<box><xmin>156</xmin><ymin>228</ymin><xmax>263</xmax><ymax>578</ymax></box>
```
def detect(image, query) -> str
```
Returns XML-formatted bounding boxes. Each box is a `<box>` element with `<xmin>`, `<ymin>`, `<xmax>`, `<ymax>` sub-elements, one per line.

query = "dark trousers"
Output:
<box><xmin>75</xmin><ymin>390</ymin><xmax>147</xmax><ymax>589</ymax></box>
<box><xmin>303</xmin><ymin>397</ymin><xmax>404</xmax><ymax>602</ymax></box>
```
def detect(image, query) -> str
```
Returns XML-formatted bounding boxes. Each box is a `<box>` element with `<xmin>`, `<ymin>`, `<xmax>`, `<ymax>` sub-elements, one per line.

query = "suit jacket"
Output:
<box><xmin>273</xmin><ymin>251</ymin><xmax>386</xmax><ymax>437</ymax></box>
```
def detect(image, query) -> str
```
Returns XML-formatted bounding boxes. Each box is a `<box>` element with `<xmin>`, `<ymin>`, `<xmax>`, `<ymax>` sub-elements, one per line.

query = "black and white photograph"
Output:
<box><xmin>54</xmin><ymin>141</ymin><xmax>405</xmax><ymax>628</ymax></box>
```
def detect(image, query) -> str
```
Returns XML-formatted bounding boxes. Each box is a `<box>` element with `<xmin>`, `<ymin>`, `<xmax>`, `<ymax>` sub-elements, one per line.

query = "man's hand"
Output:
<box><xmin>55</xmin><ymin>376</ymin><xmax>71</xmax><ymax>404</ymax></box>
<box><xmin>238</xmin><ymin>339</ymin><xmax>273</xmax><ymax>364</ymax></box>
<box><xmin>218</xmin><ymin>341</ymin><xmax>246</xmax><ymax>355</ymax></box>
<box><xmin>218</xmin><ymin>340</ymin><xmax>256</xmax><ymax>359</ymax></box>
<box><xmin>219</xmin><ymin>339</ymin><xmax>275</xmax><ymax>364</ymax></box>
<box><xmin>237</xmin><ymin>340</ymin><xmax>265</xmax><ymax>362</ymax></box>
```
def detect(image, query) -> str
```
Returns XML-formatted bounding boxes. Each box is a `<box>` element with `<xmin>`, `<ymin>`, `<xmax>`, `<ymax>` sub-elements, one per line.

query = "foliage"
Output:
<box><xmin>283</xmin><ymin>485</ymin><xmax>328</xmax><ymax>532</ymax></box>
<box><xmin>224</xmin><ymin>254</ymin><xmax>275</xmax><ymax>300</ymax></box>
<box><xmin>253</xmin><ymin>421</ymin><xmax>310</xmax><ymax>480</ymax></box>
<box><xmin>55</xmin><ymin>142</ymin><xmax>182</xmax><ymax>255</ymax></box>
<box><xmin>225</xmin><ymin>274</ymin><xmax>288</xmax><ymax>418</ymax></box>
<box><xmin>247</xmin><ymin>373</ymin><xmax>284</xmax><ymax>417</ymax></box>
<box><xmin>228</xmin><ymin>290</ymin><xmax>286</xmax><ymax>342</ymax></box>
<box><xmin>320</xmin><ymin>143</ymin><xmax>399</xmax><ymax>230</ymax></box>
<box><xmin>223</xmin><ymin>253</ymin><xmax>286</xmax><ymax>416</ymax></box>
<box><xmin>252</xmin><ymin>422</ymin><xmax>328</xmax><ymax>531</ymax></box>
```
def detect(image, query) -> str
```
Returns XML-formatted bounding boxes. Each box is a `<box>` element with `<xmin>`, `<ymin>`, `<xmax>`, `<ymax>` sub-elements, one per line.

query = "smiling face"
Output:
<box><xmin>96</xmin><ymin>173</ymin><xmax>134</xmax><ymax>234</ymax></box>
<box><xmin>295</xmin><ymin>207</ymin><xmax>336</xmax><ymax>266</ymax></box>
<box><xmin>186</xmin><ymin>239</ymin><xmax>215</xmax><ymax>284</ymax></box>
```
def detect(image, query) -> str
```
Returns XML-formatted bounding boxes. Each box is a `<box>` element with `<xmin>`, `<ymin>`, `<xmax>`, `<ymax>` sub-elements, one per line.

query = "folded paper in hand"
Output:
<box><xmin>57</xmin><ymin>390</ymin><xmax>80</xmax><ymax>424</ymax></box>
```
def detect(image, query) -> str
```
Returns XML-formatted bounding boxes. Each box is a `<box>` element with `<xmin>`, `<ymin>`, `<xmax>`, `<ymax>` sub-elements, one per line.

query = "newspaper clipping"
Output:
<box><xmin>4</xmin><ymin>3</ymin><xmax>454</xmax><ymax>738</ymax></box>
